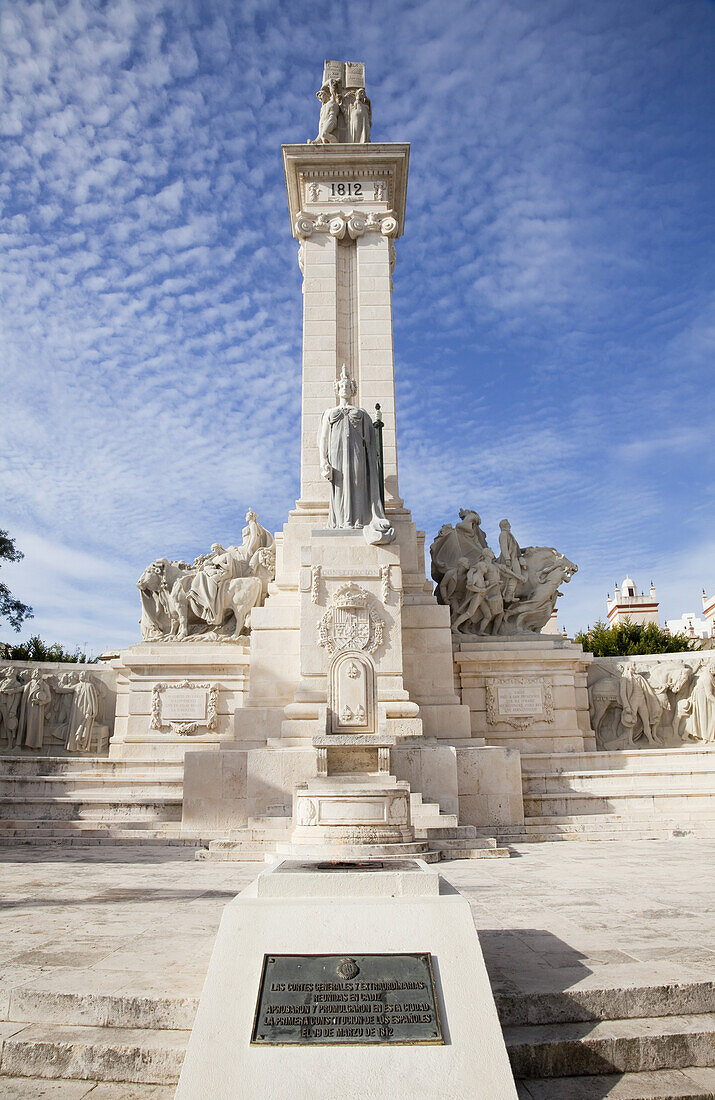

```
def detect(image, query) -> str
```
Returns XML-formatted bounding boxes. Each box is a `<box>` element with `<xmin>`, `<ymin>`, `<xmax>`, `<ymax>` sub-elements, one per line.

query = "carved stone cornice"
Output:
<box><xmin>293</xmin><ymin>209</ymin><xmax>399</xmax><ymax>241</ymax></box>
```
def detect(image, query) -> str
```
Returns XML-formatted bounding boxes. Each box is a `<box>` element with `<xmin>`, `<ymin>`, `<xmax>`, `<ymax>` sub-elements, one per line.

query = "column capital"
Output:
<box><xmin>282</xmin><ymin>142</ymin><xmax>410</xmax><ymax>239</ymax></box>
<box><xmin>294</xmin><ymin>209</ymin><xmax>399</xmax><ymax>241</ymax></box>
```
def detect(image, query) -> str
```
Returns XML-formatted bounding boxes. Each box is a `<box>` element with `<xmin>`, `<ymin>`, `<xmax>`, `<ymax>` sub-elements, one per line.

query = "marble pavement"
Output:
<box><xmin>0</xmin><ymin>840</ymin><xmax>713</xmax><ymax>1027</ymax></box>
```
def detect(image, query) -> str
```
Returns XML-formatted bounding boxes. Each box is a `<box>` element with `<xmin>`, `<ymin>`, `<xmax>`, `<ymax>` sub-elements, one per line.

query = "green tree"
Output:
<box><xmin>575</xmin><ymin>618</ymin><xmax>695</xmax><ymax>657</ymax></box>
<box><xmin>0</xmin><ymin>529</ymin><xmax>33</xmax><ymax>632</ymax></box>
<box><xmin>0</xmin><ymin>634</ymin><xmax>97</xmax><ymax>664</ymax></box>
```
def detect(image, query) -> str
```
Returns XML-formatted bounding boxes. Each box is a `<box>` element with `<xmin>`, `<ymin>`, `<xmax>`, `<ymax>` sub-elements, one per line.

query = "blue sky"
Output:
<box><xmin>1</xmin><ymin>0</ymin><xmax>713</xmax><ymax>652</ymax></box>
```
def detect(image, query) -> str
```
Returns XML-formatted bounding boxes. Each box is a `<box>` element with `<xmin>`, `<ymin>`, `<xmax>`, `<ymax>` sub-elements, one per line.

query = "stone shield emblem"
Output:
<box><xmin>334</xmin><ymin>605</ymin><xmax>370</xmax><ymax>650</ymax></box>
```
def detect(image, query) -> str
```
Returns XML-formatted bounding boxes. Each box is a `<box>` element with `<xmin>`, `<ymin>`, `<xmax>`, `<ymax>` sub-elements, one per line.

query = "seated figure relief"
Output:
<box><xmin>430</xmin><ymin>509</ymin><xmax>577</xmax><ymax>636</ymax></box>
<box><xmin>588</xmin><ymin>658</ymin><xmax>715</xmax><ymax>749</ymax></box>
<box><xmin>137</xmin><ymin>509</ymin><xmax>275</xmax><ymax>642</ymax></box>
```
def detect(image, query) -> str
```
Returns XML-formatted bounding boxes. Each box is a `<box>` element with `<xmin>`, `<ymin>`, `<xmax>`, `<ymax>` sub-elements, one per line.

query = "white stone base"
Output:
<box><xmin>455</xmin><ymin>635</ymin><xmax>596</xmax><ymax>753</ymax></box>
<box><xmin>110</xmin><ymin>643</ymin><xmax>252</xmax><ymax>761</ymax></box>
<box><xmin>175</xmin><ymin>860</ymin><xmax>517</xmax><ymax>1100</ymax></box>
<box><xmin>292</xmin><ymin>775</ymin><xmax>413</xmax><ymax>848</ymax></box>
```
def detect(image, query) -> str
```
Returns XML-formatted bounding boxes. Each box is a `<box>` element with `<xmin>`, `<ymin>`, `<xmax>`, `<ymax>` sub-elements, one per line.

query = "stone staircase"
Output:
<box><xmin>0</xmin><ymin>755</ymin><xmax>194</xmax><ymax>847</ymax></box>
<box><xmin>0</xmin><ymin>985</ymin><xmax>191</xmax><ymax>1089</ymax></box>
<box><xmin>198</xmin><ymin>792</ymin><xmax>509</xmax><ymax>862</ymax></box>
<box><xmin>501</xmin><ymin>980</ymin><xmax>715</xmax><ymax>1098</ymax></box>
<box><xmin>0</xmin><ymin>754</ymin><xmax>508</xmax><ymax>860</ymax></box>
<box><xmin>481</xmin><ymin>748</ymin><xmax>715</xmax><ymax>844</ymax></box>
<box><xmin>1</xmin><ymin>977</ymin><xmax>712</xmax><ymax>1095</ymax></box>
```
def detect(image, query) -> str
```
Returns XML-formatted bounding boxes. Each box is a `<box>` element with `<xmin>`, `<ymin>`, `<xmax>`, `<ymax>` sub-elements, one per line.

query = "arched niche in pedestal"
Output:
<box><xmin>329</xmin><ymin>650</ymin><xmax>376</xmax><ymax>735</ymax></box>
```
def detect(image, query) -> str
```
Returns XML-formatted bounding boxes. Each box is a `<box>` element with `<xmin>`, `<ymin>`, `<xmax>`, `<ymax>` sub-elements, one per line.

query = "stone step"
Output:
<box><xmin>0</xmin><ymin>755</ymin><xmax>184</xmax><ymax>777</ymax></box>
<box><xmin>0</xmin><ymin>1023</ymin><xmax>189</xmax><ymax>1085</ymax></box>
<box><xmin>195</xmin><ymin>845</ymin><xmax>270</xmax><ymax>861</ymax></box>
<box><xmin>438</xmin><ymin>846</ymin><xmax>510</xmax><ymax>860</ymax></box>
<box><xmin>504</xmin><ymin>1013</ymin><xmax>715</xmax><ymax>1078</ymax></box>
<box><xmin>0</xmin><ymin>834</ymin><xmax>208</xmax><ymax>848</ymax></box>
<box><xmin>496</xmin><ymin>983</ymin><xmax>715</xmax><ymax>1027</ymax></box>
<box><xmin>523</xmin><ymin>762</ymin><xmax>715</xmax><ymax>781</ymax></box>
<box><xmin>524</xmin><ymin>777</ymin><xmax>715</xmax><ymax>798</ymax></box>
<box><xmin>418</xmin><ymin>825</ymin><xmax>478</xmax><ymax>840</ymax></box>
<box><xmin>516</xmin><ymin>1066</ymin><xmax>715</xmax><ymax>1099</ymax></box>
<box><xmin>520</xmin><ymin>748</ymin><xmax>715</xmax><ymax>773</ymax></box>
<box><xmin>0</xmin><ymin>1079</ymin><xmax>176</xmax><ymax>1098</ymax></box>
<box><xmin>7</xmin><ymin>988</ymin><xmax>199</xmax><ymax>1031</ymax></box>
<box><xmin>0</xmin><ymin>778</ymin><xmax>183</xmax><ymax>797</ymax></box>
<box><xmin>0</xmin><ymin>816</ymin><xmax>186</xmax><ymax>831</ymax></box>
<box><xmin>428</xmin><ymin>836</ymin><xmax>496</xmax><ymax>850</ymax></box>
<box><xmin>0</xmin><ymin>797</ymin><xmax>182</xmax><ymax>821</ymax></box>
<box><xmin>513</xmin><ymin>819</ymin><xmax>715</xmax><ymax>836</ymax></box>
<box><xmin>479</xmin><ymin>827</ymin><xmax>712</xmax><ymax>840</ymax></box>
<box><xmin>524</xmin><ymin>792</ymin><xmax>715</xmax><ymax>817</ymax></box>
<box><xmin>519</xmin><ymin>812</ymin><xmax>715</xmax><ymax>827</ymax></box>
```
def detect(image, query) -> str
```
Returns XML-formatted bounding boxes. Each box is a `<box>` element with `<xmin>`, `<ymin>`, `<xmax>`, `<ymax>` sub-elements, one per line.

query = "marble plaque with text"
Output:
<box><xmin>496</xmin><ymin>683</ymin><xmax>543</xmax><ymax>716</ymax></box>
<box><xmin>161</xmin><ymin>688</ymin><xmax>207</xmax><ymax>722</ymax></box>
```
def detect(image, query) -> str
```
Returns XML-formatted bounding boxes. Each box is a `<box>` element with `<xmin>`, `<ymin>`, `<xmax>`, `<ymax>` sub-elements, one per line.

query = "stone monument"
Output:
<box><xmin>170</xmin><ymin>57</ymin><xmax>527</xmax><ymax>857</ymax></box>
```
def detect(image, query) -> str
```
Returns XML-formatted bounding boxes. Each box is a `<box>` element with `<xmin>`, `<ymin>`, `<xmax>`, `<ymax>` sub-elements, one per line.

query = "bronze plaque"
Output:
<box><xmin>251</xmin><ymin>953</ymin><xmax>444</xmax><ymax>1045</ymax></box>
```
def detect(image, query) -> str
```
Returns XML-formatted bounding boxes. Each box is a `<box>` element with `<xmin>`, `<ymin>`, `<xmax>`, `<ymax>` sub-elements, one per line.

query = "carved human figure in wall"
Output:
<box><xmin>55</xmin><ymin>671</ymin><xmax>100</xmax><ymax>752</ymax></box>
<box><xmin>619</xmin><ymin>665</ymin><xmax>664</xmax><ymax>746</ymax></box>
<box><xmin>347</xmin><ymin>88</ymin><xmax>371</xmax><ymax>143</ymax></box>
<box><xmin>0</xmin><ymin>667</ymin><xmax>25</xmax><ymax>748</ymax></box>
<box><xmin>649</xmin><ymin>664</ymin><xmax>694</xmax><ymax>742</ymax></box>
<box><xmin>318</xmin><ymin>364</ymin><xmax>395</xmax><ymax>546</ymax></box>
<box><xmin>680</xmin><ymin>663</ymin><xmax>715</xmax><ymax>744</ymax></box>
<box><xmin>311</xmin><ymin>81</ymin><xmax>341</xmax><ymax>144</ymax></box>
<box><xmin>17</xmin><ymin>669</ymin><xmax>51</xmax><ymax>750</ymax></box>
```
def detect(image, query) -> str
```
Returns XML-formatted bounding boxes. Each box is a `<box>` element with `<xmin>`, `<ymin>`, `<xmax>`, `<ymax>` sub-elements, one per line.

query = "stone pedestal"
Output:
<box><xmin>455</xmin><ymin>635</ymin><xmax>596</xmax><ymax>753</ymax></box>
<box><xmin>292</xmin><ymin>775</ymin><xmax>413</xmax><ymax>848</ymax></box>
<box><xmin>175</xmin><ymin>860</ymin><xmax>518</xmax><ymax>1099</ymax></box>
<box><xmin>111</xmin><ymin>644</ymin><xmax>250</xmax><ymax>761</ymax></box>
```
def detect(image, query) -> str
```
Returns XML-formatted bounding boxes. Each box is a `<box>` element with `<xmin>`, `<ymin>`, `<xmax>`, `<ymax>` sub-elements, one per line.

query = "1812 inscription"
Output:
<box><xmin>251</xmin><ymin>953</ymin><xmax>443</xmax><ymax>1045</ymax></box>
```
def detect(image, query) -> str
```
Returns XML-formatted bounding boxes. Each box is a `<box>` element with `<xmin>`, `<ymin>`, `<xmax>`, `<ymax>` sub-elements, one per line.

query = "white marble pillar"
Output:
<box><xmin>283</xmin><ymin>143</ymin><xmax>410</xmax><ymax>514</ymax></box>
<box><xmin>355</xmin><ymin>231</ymin><xmax>398</xmax><ymax>502</ymax></box>
<box><xmin>299</xmin><ymin>231</ymin><xmax>338</xmax><ymax>507</ymax></box>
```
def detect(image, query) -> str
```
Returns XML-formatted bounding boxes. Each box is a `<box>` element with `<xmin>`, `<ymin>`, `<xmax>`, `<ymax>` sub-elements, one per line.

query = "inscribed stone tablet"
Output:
<box><xmin>345</xmin><ymin>61</ymin><xmax>365</xmax><ymax>88</ymax></box>
<box><xmin>323</xmin><ymin>60</ymin><xmax>344</xmax><ymax>86</ymax></box>
<box><xmin>496</xmin><ymin>684</ymin><xmax>543</xmax><ymax>716</ymax></box>
<box><xmin>251</xmin><ymin>953</ymin><xmax>443</xmax><ymax>1045</ymax></box>
<box><xmin>161</xmin><ymin>689</ymin><xmax>207</xmax><ymax>722</ymax></box>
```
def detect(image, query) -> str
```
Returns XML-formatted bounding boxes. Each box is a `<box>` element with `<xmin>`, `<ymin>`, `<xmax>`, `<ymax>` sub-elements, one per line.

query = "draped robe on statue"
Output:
<box><xmin>66</xmin><ymin>679</ymin><xmax>100</xmax><ymax>752</ymax></box>
<box><xmin>19</xmin><ymin>676</ymin><xmax>51</xmax><ymax>750</ymax></box>
<box><xmin>318</xmin><ymin>404</ymin><xmax>394</xmax><ymax>545</ymax></box>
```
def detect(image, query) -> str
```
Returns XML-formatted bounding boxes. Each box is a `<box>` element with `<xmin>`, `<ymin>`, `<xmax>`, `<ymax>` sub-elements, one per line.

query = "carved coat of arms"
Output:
<box><xmin>318</xmin><ymin>584</ymin><xmax>384</xmax><ymax>655</ymax></box>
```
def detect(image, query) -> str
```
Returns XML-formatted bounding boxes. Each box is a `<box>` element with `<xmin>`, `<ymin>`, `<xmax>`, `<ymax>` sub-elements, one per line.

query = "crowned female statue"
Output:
<box><xmin>318</xmin><ymin>365</ymin><xmax>395</xmax><ymax>545</ymax></box>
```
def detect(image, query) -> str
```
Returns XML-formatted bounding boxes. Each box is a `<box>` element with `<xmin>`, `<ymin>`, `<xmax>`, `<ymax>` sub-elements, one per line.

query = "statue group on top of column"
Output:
<box><xmin>318</xmin><ymin>365</ymin><xmax>394</xmax><ymax>546</ymax></box>
<box><xmin>0</xmin><ymin>666</ymin><xmax>103</xmax><ymax>752</ymax></box>
<box><xmin>137</xmin><ymin>509</ymin><xmax>276</xmax><ymax>642</ymax></box>
<box><xmin>430</xmin><ymin>510</ymin><xmax>577</xmax><ymax>636</ymax></box>
<box><xmin>310</xmin><ymin>60</ymin><xmax>371</xmax><ymax>145</ymax></box>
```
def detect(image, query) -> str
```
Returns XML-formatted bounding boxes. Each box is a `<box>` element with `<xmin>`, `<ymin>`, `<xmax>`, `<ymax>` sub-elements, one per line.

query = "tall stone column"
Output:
<box><xmin>283</xmin><ymin>143</ymin><xmax>410</xmax><ymax>512</ymax></box>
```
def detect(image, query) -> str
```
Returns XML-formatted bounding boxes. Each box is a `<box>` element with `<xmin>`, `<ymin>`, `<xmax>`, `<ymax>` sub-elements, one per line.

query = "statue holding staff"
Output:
<box><xmin>318</xmin><ymin>365</ymin><xmax>395</xmax><ymax>545</ymax></box>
